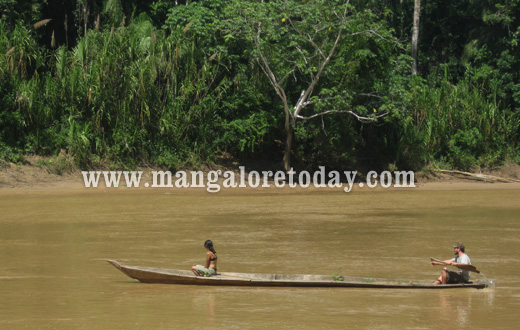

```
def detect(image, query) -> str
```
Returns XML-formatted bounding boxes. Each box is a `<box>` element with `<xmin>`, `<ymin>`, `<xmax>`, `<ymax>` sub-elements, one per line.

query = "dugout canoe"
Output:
<box><xmin>107</xmin><ymin>260</ymin><xmax>488</xmax><ymax>289</ymax></box>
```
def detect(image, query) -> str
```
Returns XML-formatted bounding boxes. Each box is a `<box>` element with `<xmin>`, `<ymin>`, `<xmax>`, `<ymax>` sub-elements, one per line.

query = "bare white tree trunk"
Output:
<box><xmin>412</xmin><ymin>0</ymin><xmax>421</xmax><ymax>75</ymax></box>
<box><xmin>249</xmin><ymin>3</ymin><xmax>389</xmax><ymax>171</ymax></box>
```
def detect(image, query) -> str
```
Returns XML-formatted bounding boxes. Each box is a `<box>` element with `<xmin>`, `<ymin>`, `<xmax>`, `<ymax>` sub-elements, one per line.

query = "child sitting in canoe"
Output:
<box><xmin>192</xmin><ymin>240</ymin><xmax>218</xmax><ymax>277</ymax></box>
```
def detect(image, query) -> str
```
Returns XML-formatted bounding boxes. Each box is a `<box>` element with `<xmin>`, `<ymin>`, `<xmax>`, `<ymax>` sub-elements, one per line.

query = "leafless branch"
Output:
<box><xmin>252</xmin><ymin>28</ymin><xmax>293</xmax><ymax>121</ymax></box>
<box><xmin>358</xmin><ymin>93</ymin><xmax>383</xmax><ymax>99</ymax></box>
<box><xmin>296</xmin><ymin>110</ymin><xmax>388</xmax><ymax>123</ymax></box>
<box><xmin>301</xmin><ymin>96</ymin><xmax>350</xmax><ymax>108</ymax></box>
<box><xmin>293</xmin><ymin>29</ymin><xmax>343</xmax><ymax>117</ymax></box>
<box><xmin>305</xmin><ymin>33</ymin><xmax>327</xmax><ymax>60</ymax></box>
<box><xmin>294</xmin><ymin>45</ymin><xmax>309</xmax><ymax>65</ymax></box>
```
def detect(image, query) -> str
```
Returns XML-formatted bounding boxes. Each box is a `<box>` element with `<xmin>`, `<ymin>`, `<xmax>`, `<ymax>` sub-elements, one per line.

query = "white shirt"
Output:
<box><xmin>451</xmin><ymin>253</ymin><xmax>471</xmax><ymax>281</ymax></box>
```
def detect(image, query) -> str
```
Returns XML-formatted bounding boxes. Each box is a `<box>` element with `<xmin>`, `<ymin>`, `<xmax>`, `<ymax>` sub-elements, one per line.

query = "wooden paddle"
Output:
<box><xmin>430</xmin><ymin>257</ymin><xmax>480</xmax><ymax>274</ymax></box>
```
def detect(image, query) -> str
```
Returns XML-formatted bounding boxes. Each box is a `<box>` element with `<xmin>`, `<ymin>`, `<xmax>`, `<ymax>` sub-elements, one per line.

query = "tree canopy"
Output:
<box><xmin>1</xmin><ymin>0</ymin><xmax>519</xmax><ymax>172</ymax></box>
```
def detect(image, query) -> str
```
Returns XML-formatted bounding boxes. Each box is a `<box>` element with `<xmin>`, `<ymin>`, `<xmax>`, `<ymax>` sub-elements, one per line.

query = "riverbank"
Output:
<box><xmin>1</xmin><ymin>155</ymin><xmax>520</xmax><ymax>191</ymax></box>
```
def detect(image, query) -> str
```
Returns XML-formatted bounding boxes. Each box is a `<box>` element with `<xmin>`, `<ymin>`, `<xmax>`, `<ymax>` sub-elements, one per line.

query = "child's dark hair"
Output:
<box><xmin>204</xmin><ymin>240</ymin><xmax>216</xmax><ymax>253</ymax></box>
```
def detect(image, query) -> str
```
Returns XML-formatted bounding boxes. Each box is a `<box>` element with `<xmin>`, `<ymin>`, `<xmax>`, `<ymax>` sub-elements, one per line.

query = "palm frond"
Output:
<box><xmin>34</xmin><ymin>19</ymin><xmax>52</xmax><ymax>30</ymax></box>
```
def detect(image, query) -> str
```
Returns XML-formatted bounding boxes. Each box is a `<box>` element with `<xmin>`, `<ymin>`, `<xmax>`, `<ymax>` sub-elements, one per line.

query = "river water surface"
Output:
<box><xmin>1</xmin><ymin>185</ymin><xmax>519</xmax><ymax>329</ymax></box>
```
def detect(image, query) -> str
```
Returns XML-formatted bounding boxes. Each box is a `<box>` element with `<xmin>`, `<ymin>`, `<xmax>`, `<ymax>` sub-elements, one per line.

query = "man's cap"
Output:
<box><xmin>453</xmin><ymin>242</ymin><xmax>464</xmax><ymax>249</ymax></box>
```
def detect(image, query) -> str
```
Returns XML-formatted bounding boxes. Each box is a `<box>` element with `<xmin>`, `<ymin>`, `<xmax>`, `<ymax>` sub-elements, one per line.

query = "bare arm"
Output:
<box><xmin>430</xmin><ymin>259</ymin><xmax>453</xmax><ymax>266</ymax></box>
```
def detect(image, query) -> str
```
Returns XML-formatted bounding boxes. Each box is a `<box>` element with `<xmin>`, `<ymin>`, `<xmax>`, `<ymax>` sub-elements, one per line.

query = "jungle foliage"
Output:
<box><xmin>1</xmin><ymin>0</ymin><xmax>519</xmax><ymax>172</ymax></box>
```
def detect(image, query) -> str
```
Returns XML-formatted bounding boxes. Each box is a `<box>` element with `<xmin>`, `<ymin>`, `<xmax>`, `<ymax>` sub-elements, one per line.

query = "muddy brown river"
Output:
<box><xmin>1</xmin><ymin>185</ymin><xmax>519</xmax><ymax>329</ymax></box>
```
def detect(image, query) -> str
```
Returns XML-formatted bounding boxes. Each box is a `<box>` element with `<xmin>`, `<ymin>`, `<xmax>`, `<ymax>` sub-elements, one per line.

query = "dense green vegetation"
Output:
<box><xmin>1</xmin><ymin>0</ymin><xmax>519</xmax><ymax>172</ymax></box>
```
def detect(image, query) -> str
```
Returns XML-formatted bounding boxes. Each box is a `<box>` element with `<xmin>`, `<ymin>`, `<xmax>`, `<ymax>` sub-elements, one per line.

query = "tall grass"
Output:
<box><xmin>406</xmin><ymin>73</ymin><xmax>517</xmax><ymax>170</ymax></box>
<box><xmin>1</xmin><ymin>15</ymin><xmax>229</xmax><ymax>168</ymax></box>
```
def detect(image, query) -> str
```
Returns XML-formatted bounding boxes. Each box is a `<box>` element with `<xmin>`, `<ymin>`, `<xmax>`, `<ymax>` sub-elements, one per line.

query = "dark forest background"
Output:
<box><xmin>1</xmin><ymin>0</ymin><xmax>519</xmax><ymax>173</ymax></box>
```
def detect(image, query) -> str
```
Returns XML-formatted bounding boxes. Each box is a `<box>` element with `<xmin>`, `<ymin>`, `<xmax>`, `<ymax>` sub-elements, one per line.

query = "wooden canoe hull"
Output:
<box><xmin>107</xmin><ymin>260</ymin><xmax>488</xmax><ymax>289</ymax></box>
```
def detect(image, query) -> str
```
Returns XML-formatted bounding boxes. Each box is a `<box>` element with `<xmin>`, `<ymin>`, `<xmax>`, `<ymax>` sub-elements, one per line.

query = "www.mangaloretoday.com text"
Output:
<box><xmin>81</xmin><ymin>166</ymin><xmax>415</xmax><ymax>193</ymax></box>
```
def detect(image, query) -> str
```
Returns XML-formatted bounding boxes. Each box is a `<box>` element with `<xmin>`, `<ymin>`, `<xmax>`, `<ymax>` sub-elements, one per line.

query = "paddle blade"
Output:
<box><xmin>458</xmin><ymin>264</ymin><xmax>480</xmax><ymax>274</ymax></box>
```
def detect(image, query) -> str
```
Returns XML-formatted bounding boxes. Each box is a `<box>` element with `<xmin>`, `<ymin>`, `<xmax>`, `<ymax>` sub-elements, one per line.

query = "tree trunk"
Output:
<box><xmin>282</xmin><ymin>109</ymin><xmax>293</xmax><ymax>172</ymax></box>
<box><xmin>412</xmin><ymin>0</ymin><xmax>421</xmax><ymax>75</ymax></box>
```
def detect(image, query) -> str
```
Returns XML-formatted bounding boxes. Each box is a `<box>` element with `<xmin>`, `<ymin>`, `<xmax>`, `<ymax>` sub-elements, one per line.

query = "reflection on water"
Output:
<box><xmin>437</xmin><ymin>289</ymin><xmax>496</xmax><ymax>328</ymax></box>
<box><xmin>192</xmin><ymin>292</ymin><xmax>216</xmax><ymax>322</ymax></box>
<box><xmin>0</xmin><ymin>187</ymin><xmax>519</xmax><ymax>329</ymax></box>
<box><xmin>438</xmin><ymin>290</ymin><xmax>470</xmax><ymax>326</ymax></box>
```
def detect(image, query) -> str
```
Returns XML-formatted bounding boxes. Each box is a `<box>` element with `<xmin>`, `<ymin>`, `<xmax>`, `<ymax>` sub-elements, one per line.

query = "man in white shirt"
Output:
<box><xmin>431</xmin><ymin>242</ymin><xmax>472</xmax><ymax>285</ymax></box>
